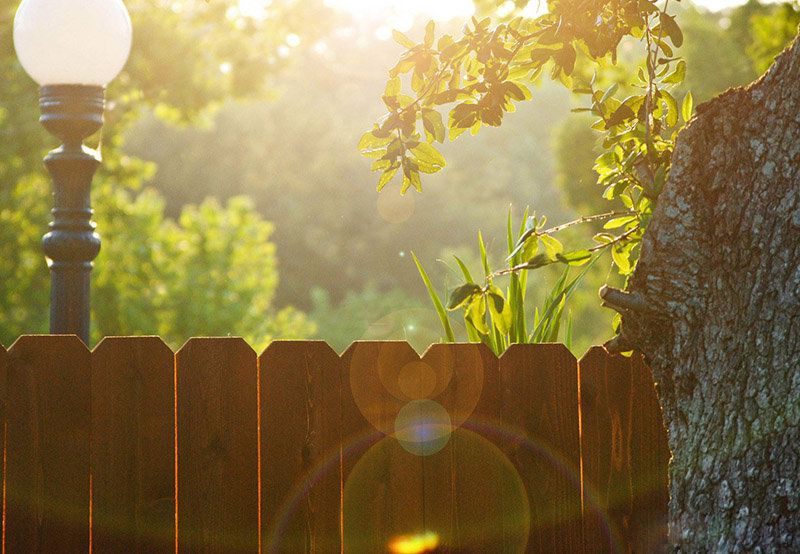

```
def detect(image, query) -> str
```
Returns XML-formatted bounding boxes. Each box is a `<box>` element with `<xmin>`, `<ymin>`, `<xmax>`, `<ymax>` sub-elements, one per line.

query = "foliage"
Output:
<box><xmin>0</xmin><ymin>186</ymin><xmax>315</xmax><ymax>349</ymax></box>
<box><xmin>0</xmin><ymin>175</ymin><xmax>50</xmax><ymax>341</ymax></box>
<box><xmin>552</xmin><ymin>114</ymin><xmax>605</xmax><ymax>214</ymax></box>
<box><xmin>414</xmin><ymin>207</ymin><xmax>604</xmax><ymax>355</ymax></box>
<box><xmin>358</xmin><ymin>0</ymin><xmax>746</xmax><ymax>349</ymax></box>
<box><xmin>552</xmin><ymin>0</ymin><xmax>797</xmax><ymax>216</ymax></box>
<box><xmin>94</xmin><ymin>194</ymin><xmax>314</xmax><ymax>351</ymax></box>
<box><xmin>678</xmin><ymin>3</ymin><xmax>758</xmax><ymax>100</ymax></box>
<box><xmin>0</xmin><ymin>0</ymin><xmax>325</xmax><ymax>346</ymax></box>
<box><xmin>748</xmin><ymin>2</ymin><xmax>800</xmax><ymax>72</ymax></box>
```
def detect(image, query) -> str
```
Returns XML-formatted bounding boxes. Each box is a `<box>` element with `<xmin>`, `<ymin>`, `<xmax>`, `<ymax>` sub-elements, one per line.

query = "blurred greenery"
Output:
<box><xmin>0</xmin><ymin>0</ymin><xmax>328</xmax><ymax>347</ymax></box>
<box><xmin>1</xmin><ymin>0</ymin><xmax>797</xmax><ymax>353</ymax></box>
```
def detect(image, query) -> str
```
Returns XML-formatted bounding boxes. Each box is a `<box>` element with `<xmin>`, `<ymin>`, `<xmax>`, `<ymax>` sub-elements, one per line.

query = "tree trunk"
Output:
<box><xmin>606</xmin><ymin>33</ymin><xmax>800</xmax><ymax>552</ymax></box>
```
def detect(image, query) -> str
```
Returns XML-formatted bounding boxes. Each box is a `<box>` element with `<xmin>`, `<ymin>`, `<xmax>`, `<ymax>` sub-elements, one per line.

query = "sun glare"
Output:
<box><xmin>325</xmin><ymin>0</ymin><xmax>475</xmax><ymax>21</ymax></box>
<box><xmin>240</xmin><ymin>0</ymin><xmax>753</xmax><ymax>28</ymax></box>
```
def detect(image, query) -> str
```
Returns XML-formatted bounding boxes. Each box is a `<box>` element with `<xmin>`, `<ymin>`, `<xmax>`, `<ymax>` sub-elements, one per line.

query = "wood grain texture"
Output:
<box><xmin>339</xmin><ymin>342</ymin><xmax>423</xmax><ymax>552</ymax></box>
<box><xmin>422</xmin><ymin>344</ymin><xmax>515</xmax><ymax>551</ymax></box>
<box><xmin>5</xmin><ymin>335</ymin><xmax>91</xmax><ymax>552</ymax></box>
<box><xmin>260</xmin><ymin>341</ymin><xmax>342</xmax><ymax>553</ymax></box>
<box><xmin>500</xmin><ymin>344</ymin><xmax>583</xmax><ymax>553</ymax></box>
<box><xmin>579</xmin><ymin>348</ymin><xmax>669</xmax><ymax>553</ymax></box>
<box><xmin>176</xmin><ymin>338</ymin><xmax>258</xmax><ymax>553</ymax></box>
<box><xmin>0</xmin><ymin>342</ymin><xmax>6</xmax><ymax>550</ymax></box>
<box><xmin>91</xmin><ymin>337</ymin><xmax>175</xmax><ymax>552</ymax></box>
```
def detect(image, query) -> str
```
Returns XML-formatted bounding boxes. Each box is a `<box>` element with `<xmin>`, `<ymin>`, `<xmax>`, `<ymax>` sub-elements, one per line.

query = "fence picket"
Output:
<box><xmin>5</xmin><ymin>335</ymin><xmax>91</xmax><ymax>552</ymax></box>
<box><xmin>260</xmin><ymin>341</ymin><xmax>342</xmax><ymax>552</ymax></box>
<box><xmin>91</xmin><ymin>337</ymin><xmax>175</xmax><ymax>552</ymax></box>
<box><xmin>578</xmin><ymin>348</ymin><xmax>669</xmax><ymax>553</ymax></box>
<box><xmin>421</xmin><ymin>343</ymin><xmax>511</xmax><ymax>551</ymax></box>
<box><xmin>176</xmin><ymin>338</ymin><xmax>259</xmax><ymax>553</ymax></box>
<box><xmin>500</xmin><ymin>344</ymin><xmax>584</xmax><ymax>553</ymax></box>
<box><xmin>340</xmin><ymin>342</ymin><xmax>424</xmax><ymax>552</ymax></box>
<box><xmin>0</xmin><ymin>343</ymin><xmax>6</xmax><ymax>547</ymax></box>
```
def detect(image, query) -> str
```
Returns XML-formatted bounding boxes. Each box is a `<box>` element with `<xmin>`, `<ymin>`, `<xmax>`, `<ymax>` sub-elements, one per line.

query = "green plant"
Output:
<box><xmin>361</xmin><ymin>0</ymin><xmax>697</xmax><ymax>348</ymax></box>
<box><xmin>413</xmin><ymin>207</ymin><xmax>607</xmax><ymax>355</ymax></box>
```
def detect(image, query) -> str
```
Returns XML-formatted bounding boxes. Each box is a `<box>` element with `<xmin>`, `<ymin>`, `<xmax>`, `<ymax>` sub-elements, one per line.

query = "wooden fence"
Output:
<box><xmin>0</xmin><ymin>336</ymin><xmax>669</xmax><ymax>553</ymax></box>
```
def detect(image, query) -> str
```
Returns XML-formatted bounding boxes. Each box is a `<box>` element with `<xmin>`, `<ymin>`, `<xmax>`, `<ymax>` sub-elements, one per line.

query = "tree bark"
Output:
<box><xmin>609</xmin><ymin>33</ymin><xmax>800</xmax><ymax>552</ymax></box>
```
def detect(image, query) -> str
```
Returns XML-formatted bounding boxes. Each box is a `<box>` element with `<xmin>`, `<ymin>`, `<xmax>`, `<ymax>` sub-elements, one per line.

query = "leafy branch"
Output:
<box><xmin>366</xmin><ymin>0</ymin><xmax>695</xmax><ymax>349</ymax></box>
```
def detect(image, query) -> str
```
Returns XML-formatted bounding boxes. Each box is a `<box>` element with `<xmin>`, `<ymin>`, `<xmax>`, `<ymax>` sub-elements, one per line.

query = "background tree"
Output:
<box><xmin>0</xmin><ymin>0</ymin><xmax>325</xmax><ymax>346</ymax></box>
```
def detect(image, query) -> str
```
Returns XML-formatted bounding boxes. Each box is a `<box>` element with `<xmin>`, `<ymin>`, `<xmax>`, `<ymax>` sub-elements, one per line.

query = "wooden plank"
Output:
<box><xmin>6</xmin><ymin>335</ymin><xmax>91</xmax><ymax>552</ymax></box>
<box><xmin>91</xmin><ymin>336</ymin><xmax>175</xmax><ymax>552</ymax></box>
<box><xmin>628</xmin><ymin>354</ymin><xmax>669</xmax><ymax>552</ymax></box>
<box><xmin>578</xmin><ymin>348</ymin><xmax>669</xmax><ymax>553</ymax></box>
<box><xmin>339</xmin><ymin>342</ymin><xmax>425</xmax><ymax>552</ymax></box>
<box><xmin>0</xmin><ymin>342</ymin><xmax>7</xmax><ymax>550</ymax></box>
<box><xmin>421</xmin><ymin>343</ymin><xmax>518</xmax><ymax>551</ymax></box>
<box><xmin>176</xmin><ymin>338</ymin><xmax>258</xmax><ymax>553</ymax></box>
<box><xmin>499</xmin><ymin>343</ymin><xmax>583</xmax><ymax>553</ymax></box>
<box><xmin>260</xmin><ymin>341</ymin><xmax>342</xmax><ymax>553</ymax></box>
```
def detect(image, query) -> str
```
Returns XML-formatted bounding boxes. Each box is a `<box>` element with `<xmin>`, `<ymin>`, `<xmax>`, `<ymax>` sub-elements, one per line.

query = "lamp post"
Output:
<box><xmin>13</xmin><ymin>0</ymin><xmax>132</xmax><ymax>344</ymax></box>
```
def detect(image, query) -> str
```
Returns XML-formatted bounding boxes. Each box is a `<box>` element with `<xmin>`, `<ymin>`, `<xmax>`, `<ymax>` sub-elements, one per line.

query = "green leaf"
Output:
<box><xmin>554</xmin><ymin>44</ymin><xmax>576</xmax><ymax>75</ymax></box>
<box><xmin>449</xmin><ymin>103</ymin><xmax>478</xmax><ymax>139</ymax></box>
<box><xmin>424</xmin><ymin>20</ymin><xmax>435</xmax><ymax>47</ymax></box>
<box><xmin>524</xmin><ymin>252</ymin><xmax>556</xmax><ymax>270</ymax></box>
<box><xmin>662</xmin><ymin>60</ymin><xmax>686</xmax><ymax>85</ymax></box>
<box><xmin>411</xmin><ymin>143</ymin><xmax>446</xmax><ymax>171</ymax></box>
<box><xmin>412</xmin><ymin>252</ymin><xmax>455</xmax><ymax>342</ymax></box>
<box><xmin>371</xmin><ymin>159</ymin><xmax>391</xmax><ymax>171</ymax></box>
<box><xmin>556</xmin><ymin>250</ymin><xmax>592</xmax><ymax>266</ymax></box>
<box><xmin>605</xmin><ymin>105</ymin><xmax>635</xmax><ymax>128</ymax></box>
<box><xmin>358</xmin><ymin>131</ymin><xmax>389</xmax><ymax>156</ymax></box>
<box><xmin>487</xmin><ymin>285</ymin><xmax>512</xmax><ymax>335</ymax></box>
<box><xmin>466</xmin><ymin>294</ymin><xmax>489</xmax><ymax>335</ymax></box>
<box><xmin>603</xmin><ymin>216</ymin><xmax>637</xmax><ymax>229</ymax></box>
<box><xmin>422</xmin><ymin>109</ymin><xmax>446</xmax><ymax>143</ymax></box>
<box><xmin>505</xmin><ymin>82</ymin><xmax>532</xmax><ymax>102</ymax></box>
<box><xmin>384</xmin><ymin>76</ymin><xmax>401</xmax><ymax>97</ymax></box>
<box><xmin>448</xmin><ymin>283</ymin><xmax>482</xmax><ymax>310</ymax></box>
<box><xmin>565</xmin><ymin>311</ymin><xmax>574</xmax><ymax>352</ymax></box>
<box><xmin>545</xmin><ymin>293</ymin><xmax>567</xmax><ymax>342</ymax></box>
<box><xmin>682</xmin><ymin>91</ymin><xmax>693</xmax><ymax>123</ymax></box>
<box><xmin>662</xmin><ymin>90</ymin><xmax>679</xmax><ymax>127</ymax></box>
<box><xmin>377</xmin><ymin>167</ymin><xmax>398</xmax><ymax>192</ymax></box>
<box><xmin>600</xmin><ymin>83</ymin><xmax>619</xmax><ymax>104</ymax></box>
<box><xmin>507</xmin><ymin>205</ymin><xmax>514</xmax><ymax>256</ymax></box>
<box><xmin>612</xmin><ymin>245</ymin><xmax>632</xmax><ymax>274</ymax></box>
<box><xmin>401</xmin><ymin>168</ymin><xmax>422</xmax><ymax>193</ymax></box>
<box><xmin>659</xmin><ymin>12</ymin><xmax>683</xmax><ymax>47</ymax></box>
<box><xmin>540</xmin><ymin>234</ymin><xmax>563</xmax><ymax>258</ymax></box>
<box><xmin>393</xmin><ymin>30</ymin><xmax>416</xmax><ymax>49</ymax></box>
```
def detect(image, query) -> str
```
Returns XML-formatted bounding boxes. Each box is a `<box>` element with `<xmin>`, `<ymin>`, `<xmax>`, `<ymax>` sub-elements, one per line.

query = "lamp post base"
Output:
<box><xmin>39</xmin><ymin>85</ymin><xmax>105</xmax><ymax>344</ymax></box>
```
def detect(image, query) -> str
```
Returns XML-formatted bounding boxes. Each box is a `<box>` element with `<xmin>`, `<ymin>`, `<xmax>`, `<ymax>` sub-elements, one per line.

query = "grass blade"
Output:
<box><xmin>453</xmin><ymin>255</ymin><xmax>474</xmax><ymax>283</ymax></box>
<box><xmin>565</xmin><ymin>311</ymin><xmax>574</xmax><ymax>352</ymax></box>
<box><xmin>412</xmin><ymin>251</ymin><xmax>456</xmax><ymax>342</ymax></box>
<box><xmin>478</xmin><ymin>231</ymin><xmax>490</xmax><ymax>276</ymax></box>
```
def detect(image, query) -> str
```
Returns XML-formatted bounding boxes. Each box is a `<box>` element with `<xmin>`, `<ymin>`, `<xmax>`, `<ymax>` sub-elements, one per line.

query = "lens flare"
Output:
<box><xmin>388</xmin><ymin>530</ymin><xmax>440</xmax><ymax>553</ymax></box>
<box><xmin>377</xmin><ymin>189</ymin><xmax>416</xmax><ymax>223</ymax></box>
<box><xmin>343</xmin><ymin>428</ymin><xmax>530</xmax><ymax>552</ymax></box>
<box><xmin>394</xmin><ymin>399</ymin><xmax>452</xmax><ymax>456</ymax></box>
<box><xmin>396</xmin><ymin>360</ymin><xmax>437</xmax><ymax>399</ymax></box>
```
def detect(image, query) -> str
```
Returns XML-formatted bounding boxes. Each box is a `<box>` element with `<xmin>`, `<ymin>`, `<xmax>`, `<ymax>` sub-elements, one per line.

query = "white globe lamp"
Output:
<box><xmin>12</xmin><ymin>0</ymin><xmax>133</xmax><ymax>344</ymax></box>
